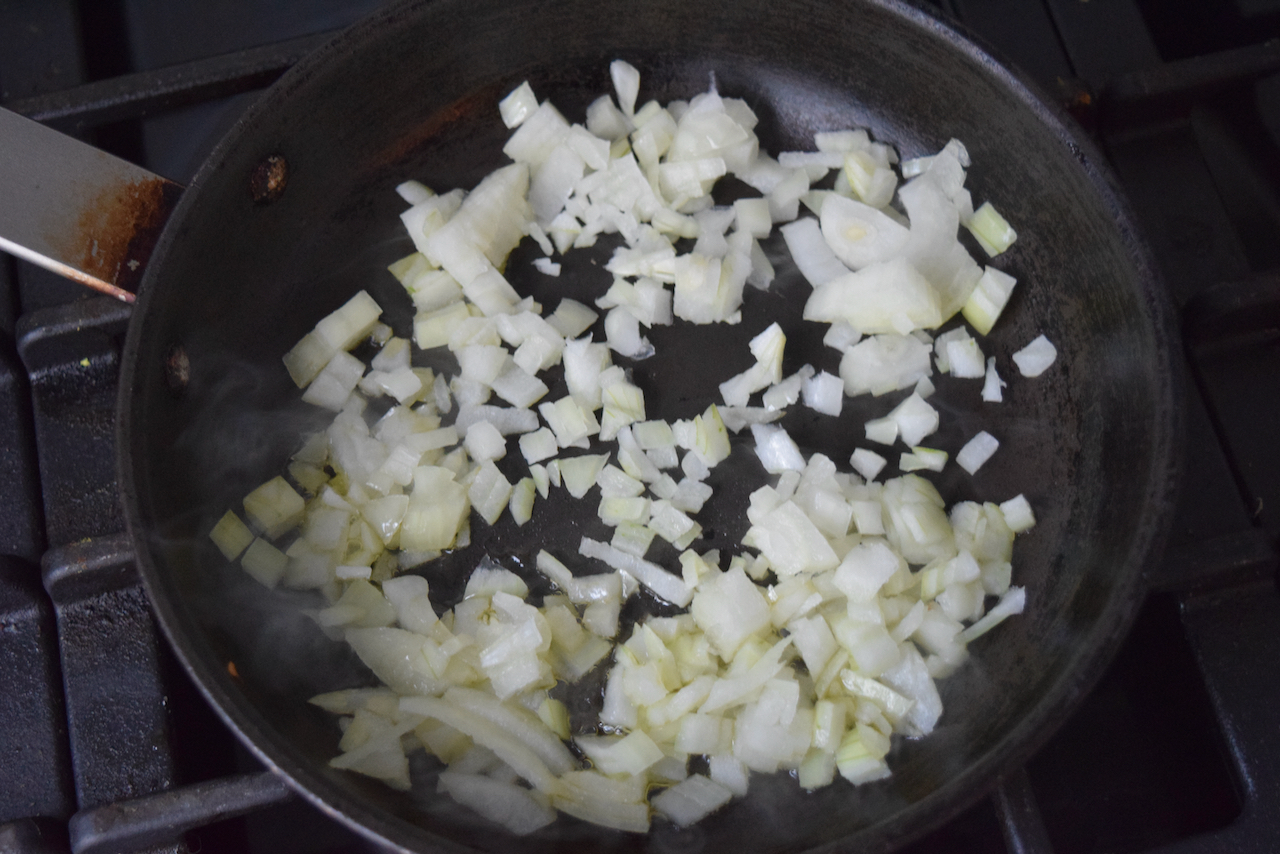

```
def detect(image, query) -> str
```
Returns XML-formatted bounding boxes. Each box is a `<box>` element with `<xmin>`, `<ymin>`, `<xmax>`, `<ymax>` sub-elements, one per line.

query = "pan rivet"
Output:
<box><xmin>164</xmin><ymin>344</ymin><xmax>190</xmax><ymax>394</ymax></box>
<box><xmin>250</xmin><ymin>154</ymin><xmax>289</xmax><ymax>204</ymax></box>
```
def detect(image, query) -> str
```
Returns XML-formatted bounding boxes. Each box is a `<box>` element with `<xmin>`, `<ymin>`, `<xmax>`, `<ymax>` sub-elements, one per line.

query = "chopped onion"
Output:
<box><xmin>652</xmin><ymin>774</ymin><xmax>734</xmax><ymax>827</ymax></box>
<box><xmin>751</xmin><ymin>423</ymin><xmax>806</xmax><ymax>473</ymax></box>
<box><xmin>900</xmin><ymin>447</ymin><xmax>947</xmax><ymax>473</ymax></box>
<box><xmin>610</xmin><ymin>60</ymin><xmax>641</xmax><ymax>119</ymax></box>
<box><xmin>982</xmin><ymin>357</ymin><xmax>1006</xmax><ymax>402</ymax></box>
<box><xmin>888</xmin><ymin>393</ymin><xmax>940</xmax><ymax>447</ymax></box>
<box><xmin>1012</xmin><ymin>334</ymin><xmax>1057</xmax><ymax>377</ymax></box>
<box><xmin>499</xmin><ymin>81</ymin><xmax>539</xmax><ymax>129</ymax></box>
<box><xmin>580</xmin><ymin>537</ymin><xmax>693</xmax><ymax>607</ymax></box>
<box><xmin>801</xmin><ymin>370</ymin><xmax>843</xmax><ymax>416</ymax></box>
<box><xmin>849</xmin><ymin>448</ymin><xmax>887</xmax><ymax>481</ymax></box>
<box><xmin>779</xmin><ymin>218</ymin><xmax>848</xmax><ymax>287</ymax></box>
<box><xmin>956</xmin><ymin>431</ymin><xmax>1000</xmax><ymax>474</ymax></box>
<box><xmin>964</xmin><ymin>201</ymin><xmax>1017</xmax><ymax>257</ymax></box>
<box><xmin>219</xmin><ymin>60</ymin><xmax>1046</xmax><ymax>838</ymax></box>
<box><xmin>999</xmin><ymin>494</ymin><xmax>1036</xmax><ymax>532</ymax></box>
<box><xmin>839</xmin><ymin>334</ymin><xmax>932</xmax><ymax>397</ymax></box>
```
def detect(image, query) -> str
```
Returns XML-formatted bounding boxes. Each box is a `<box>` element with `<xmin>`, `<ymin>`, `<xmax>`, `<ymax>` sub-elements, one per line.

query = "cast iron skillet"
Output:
<box><xmin>117</xmin><ymin>0</ymin><xmax>1182</xmax><ymax>851</ymax></box>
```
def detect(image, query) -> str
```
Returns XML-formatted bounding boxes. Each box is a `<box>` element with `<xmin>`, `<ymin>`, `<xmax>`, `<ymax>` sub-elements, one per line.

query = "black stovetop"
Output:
<box><xmin>1</xmin><ymin>2</ymin><xmax>1278</xmax><ymax>853</ymax></box>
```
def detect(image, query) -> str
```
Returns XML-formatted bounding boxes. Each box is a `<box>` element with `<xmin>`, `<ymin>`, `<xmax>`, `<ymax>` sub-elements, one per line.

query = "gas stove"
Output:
<box><xmin>1</xmin><ymin>2</ymin><xmax>1277</xmax><ymax>853</ymax></box>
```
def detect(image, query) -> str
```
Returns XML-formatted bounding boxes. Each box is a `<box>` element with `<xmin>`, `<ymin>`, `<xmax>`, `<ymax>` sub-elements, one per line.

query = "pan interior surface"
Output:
<box><xmin>119</xmin><ymin>0</ymin><xmax>1179</xmax><ymax>851</ymax></box>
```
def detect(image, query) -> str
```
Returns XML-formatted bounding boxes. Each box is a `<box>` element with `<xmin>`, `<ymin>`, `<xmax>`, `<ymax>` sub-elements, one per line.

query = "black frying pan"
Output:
<box><xmin>102</xmin><ymin>0</ymin><xmax>1182</xmax><ymax>851</ymax></box>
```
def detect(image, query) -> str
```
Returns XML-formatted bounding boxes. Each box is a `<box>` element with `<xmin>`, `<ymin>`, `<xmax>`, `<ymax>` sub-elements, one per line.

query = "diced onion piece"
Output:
<box><xmin>751</xmin><ymin>423</ymin><xmax>806</xmax><ymax>473</ymax></box>
<box><xmin>444</xmin><ymin>686</ymin><xmax>577</xmax><ymax>774</ymax></box>
<box><xmin>437</xmin><ymin>772</ymin><xmax>556</xmax><ymax>835</ymax></box>
<box><xmin>509</xmin><ymin>478</ymin><xmax>536</xmax><ymax>525</ymax></box>
<box><xmin>982</xmin><ymin>357</ymin><xmax>1007</xmax><ymax>402</ymax></box>
<box><xmin>699</xmin><ymin>636</ymin><xmax>794</xmax><ymax>714</ymax></box>
<box><xmin>395</xmin><ymin>180</ymin><xmax>434</xmax><ymax>205</ymax></box>
<box><xmin>552</xmin><ymin>772</ymin><xmax>650</xmax><ymax>833</ymax></box>
<box><xmin>1012</xmin><ymin>335</ymin><xmax>1057</xmax><ymax>377</ymax></box>
<box><xmin>839</xmin><ymin>671</ymin><xmax>913</xmax><ymax>720</ymax></box>
<box><xmin>850</xmin><ymin>448</ymin><xmax>887</xmax><ymax>481</ymax></box>
<box><xmin>648</xmin><ymin>500</ymin><xmax>701</xmax><ymax>547</ymax></box>
<box><xmin>604</xmin><ymin>306</ymin><xmax>653</xmax><ymax>359</ymax></box>
<box><xmin>243</xmin><ymin>476</ymin><xmax>305</xmax><ymax>539</ymax></box>
<box><xmin>762</xmin><ymin>364</ymin><xmax>814</xmax><ymax>410</ymax></box>
<box><xmin>999</xmin><ymin>494</ymin><xmax>1037</xmax><ymax>532</ymax></box>
<box><xmin>415</xmin><ymin>301</ymin><xmax>473</xmax><ymax>350</ymax></box>
<box><xmin>586</xmin><ymin>94</ymin><xmax>631</xmax><ymax>141</ymax></box>
<box><xmin>840</xmin><ymin>334</ymin><xmax>932</xmax><ymax>397</ymax></box>
<box><xmin>598</xmin><ymin>464</ymin><xmax>646</xmax><ymax>498</ymax></box>
<box><xmin>499</xmin><ymin>81</ymin><xmax>539</xmax><ymax>129</ymax></box>
<box><xmin>596</xmin><ymin>378</ymin><xmax>645</xmax><ymax>440</ymax></box>
<box><xmin>282</xmin><ymin>332</ymin><xmax>336</xmax><ymax>388</ymax></box>
<box><xmin>540</xmin><ymin>396</ymin><xmax>601</xmax><ymax>447</ymax></box>
<box><xmin>819</xmin><ymin>194</ymin><xmax>910</xmax><ymax>271</ymax></box>
<box><xmin>959</xmin><ymin>586</ymin><xmax>1026</xmax><ymax>643</ymax></box>
<box><xmin>519</xmin><ymin>427</ymin><xmax>559</xmax><ymax>464</ymax></box>
<box><xmin>580</xmin><ymin>537</ymin><xmax>693</xmax><ymax>607</ymax></box>
<box><xmin>900</xmin><ymin>447</ymin><xmax>947</xmax><ymax>472</ymax></box>
<box><xmin>965</xmin><ymin>201</ymin><xmax>1017</xmax><ymax>256</ymax></box>
<box><xmin>879</xmin><ymin>645</ymin><xmax>943</xmax><ymax>737</ymax></box>
<box><xmin>692</xmin><ymin>404</ymin><xmax>731</xmax><ymax>468</ymax></box>
<box><xmin>611</xmin><ymin>523</ymin><xmax>656</xmax><ymax>561</ymax></box>
<box><xmin>490</xmin><ymin>362</ymin><xmax>550</xmax><ymax>409</ymax></box>
<box><xmin>469</xmin><ymin>461</ymin><xmax>513</xmax><ymax>526</ymax></box>
<box><xmin>575</xmin><ymin>730</ymin><xmax>664</xmax><ymax>776</ymax></box>
<box><xmin>533</xmin><ymin>257</ymin><xmax>561</xmax><ymax>276</ymax></box>
<box><xmin>888</xmin><ymin>393</ymin><xmax>940</xmax><ymax>447</ymax></box>
<box><xmin>610</xmin><ymin>59</ymin><xmax>641</xmax><ymax>119</ymax></box>
<box><xmin>805</xmin><ymin>258</ymin><xmax>942</xmax><ymax>335</ymax></box>
<box><xmin>962</xmin><ymin>267</ymin><xmax>1017</xmax><ymax>335</ymax></box>
<box><xmin>547</xmin><ymin>299</ymin><xmax>599</xmax><ymax>339</ymax></box>
<box><xmin>743</xmin><ymin>498</ymin><xmax>839</xmax><ymax>577</ymax></box>
<box><xmin>956</xmin><ymin>431</ymin><xmax>999</xmax><ymax>474</ymax></box>
<box><xmin>464</xmin><ymin>420</ymin><xmax>507</xmax><ymax>462</ymax></box>
<box><xmin>455</xmin><ymin>406</ymin><xmax>536</xmax><ymax>437</ymax></box>
<box><xmin>599</xmin><ymin>496</ymin><xmax>650</xmax><ymax>527</ymax></box>
<box><xmin>864</xmin><ymin>417</ymin><xmax>898</xmax><ymax>446</ymax></box>
<box><xmin>559</xmin><ymin>454</ymin><xmax>609</xmax><ymax>499</ymax></box>
<box><xmin>842</xmin><ymin>149</ymin><xmax>898</xmax><ymax>208</ymax></box>
<box><xmin>823</xmin><ymin>322</ymin><xmax>861</xmax><ymax>352</ymax></box>
<box><xmin>400</xmin><ymin>696</ymin><xmax>560</xmax><ymax>793</ymax></box>
<box><xmin>766</xmin><ymin>166</ymin><xmax>809</xmax><ymax>223</ymax></box>
<box><xmin>779</xmin><ymin>218</ymin><xmax>849</xmax><ymax>288</ymax></box>
<box><xmin>209</xmin><ymin>510</ymin><xmax>254</xmax><ymax>560</ymax></box>
<box><xmin>315</xmin><ymin>290</ymin><xmax>384</xmax><ymax>352</ymax></box>
<box><xmin>690</xmin><ymin>566</ymin><xmax>771</xmax><ymax>660</ymax></box>
<box><xmin>851</xmin><ymin>500</ymin><xmax>885</xmax><ymax>535</ymax></box>
<box><xmin>302</xmin><ymin>350</ymin><xmax>365</xmax><ymax>411</ymax></box>
<box><xmin>749</xmin><ymin>323</ymin><xmax>786</xmax><ymax>380</ymax></box>
<box><xmin>801</xmin><ymin>370</ymin><xmax>843</xmax><ymax>416</ymax></box>
<box><xmin>652</xmin><ymin>774</ymin><xmax>734</xmax><ymax>828</ymax></box>
<box><xmin>241</xmin><ymin>538</ymin><xmax>287</xmax><ymax>588</ymax></box>
<box><xmin>380</xmin><ymin>575</ymin><xmax>437</xmax><ymax>634</ymax></box>
<box><xmin>734</xmin><ymin>197</ymin><xmax>773</xmax><ymax>238</ymax></box>
<box><xmin>945</xmin><ymin>337</ymin><xmax>985</xmax><ymax>379</ymax></box>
